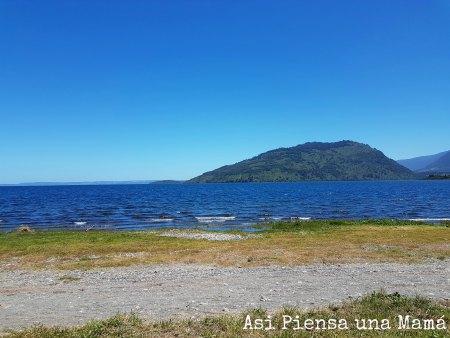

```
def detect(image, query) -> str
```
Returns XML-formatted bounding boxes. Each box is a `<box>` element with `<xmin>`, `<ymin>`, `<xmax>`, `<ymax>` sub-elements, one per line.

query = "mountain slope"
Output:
<box><xmin>397</xmin><ymin>151</ymin><xmax>449</xmax><ymax>171</ymax></box>
<box><xmin>190</xmin><ymin>141</ymin><xmax>415</xmax><ymax>183</ymax></box>
<box><xmin>421</xmin><ymin>151</ymin><xmax>450</xmax><ymax>173</ymax></box>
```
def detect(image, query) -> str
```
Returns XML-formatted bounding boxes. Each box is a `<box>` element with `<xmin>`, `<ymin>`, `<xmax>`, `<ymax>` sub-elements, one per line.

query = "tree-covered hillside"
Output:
<box><xmin>190</xmin><ymin>141</ymin><xmax>415</xmax><ymax>183</ymax></box>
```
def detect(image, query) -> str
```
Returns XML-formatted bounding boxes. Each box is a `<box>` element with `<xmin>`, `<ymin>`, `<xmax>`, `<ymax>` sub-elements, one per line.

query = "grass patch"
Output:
<box><xmin>6</xmin><ymin>292</ymin><xmax>449</xmax><ymax>337</ymax></box>
<box><xmin>58</xmin><ymin>274</ymin><xmax>81</xmax><ymax>283</ymax></box>
<box><xmin>266</xmin><ymin>219</ymin><xmax>439</xmax><ymax>233</ymax></box>
<box><xmin>0</xmin><ymin>220</ymin><xmax>448</xmax><ymax>270</ymax></box>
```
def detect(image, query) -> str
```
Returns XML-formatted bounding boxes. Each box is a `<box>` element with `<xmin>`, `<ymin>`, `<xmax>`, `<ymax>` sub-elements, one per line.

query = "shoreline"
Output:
<box><xmin>1</xmin><ymin>217</ymin><xmax>449</xmax><ymax>234</ymax></box>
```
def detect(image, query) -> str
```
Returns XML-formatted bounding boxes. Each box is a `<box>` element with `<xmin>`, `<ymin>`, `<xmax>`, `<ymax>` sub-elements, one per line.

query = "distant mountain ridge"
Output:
<box><xmin>398</xmin><ymin>150</ymin><xmax>450</xmax><ymax>173</ymax></box>
<box><xmin>0</xmin><ymin>180</ymin><xmax>155</xmax><ymax>187</ymax></box>
<box><xmin>190</xmin><ymin>140</ymin><xmax>415</xmax><ymax>183</ymax></box>
<box><xmin>421</xmin><ymin>151</ymin><xmax>450</xmax><ymax>173</ymax></box>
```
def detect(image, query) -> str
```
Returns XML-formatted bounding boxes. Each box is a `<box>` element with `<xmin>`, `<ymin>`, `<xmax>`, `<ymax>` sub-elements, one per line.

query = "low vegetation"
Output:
<box><xmin>425</xmin><ymin>174</ymin><xmax>450</xmax><ymax>180</ymax></box>
<box><xmin>0</xmin><ymin>220</ymin><xmax>448</xmax><ymax>270</ymax></box>
<box><xmin>7</xmin><ymin>292</ymin><xmax>449</xmax><ymax>337</ymax></box>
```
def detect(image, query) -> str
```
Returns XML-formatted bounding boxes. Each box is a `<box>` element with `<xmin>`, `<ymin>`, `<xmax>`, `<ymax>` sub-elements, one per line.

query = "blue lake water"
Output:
<box><xmin>0</xmin><ymin>181</ymin><xmax>449</xmax><ymax>232</ymax></box>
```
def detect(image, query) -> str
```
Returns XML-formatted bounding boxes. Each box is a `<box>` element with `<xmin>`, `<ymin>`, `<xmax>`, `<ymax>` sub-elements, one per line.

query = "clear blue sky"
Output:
<box><xmin>1</xmin><ymin>1</ymin><xmax>449</xmax><ymax>183</ymax></box>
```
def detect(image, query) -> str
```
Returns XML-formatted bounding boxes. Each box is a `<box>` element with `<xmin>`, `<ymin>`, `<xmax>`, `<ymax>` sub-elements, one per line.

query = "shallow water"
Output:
<box><xmin>0</xmin><ymin>181</ymin><xmax>449</xmax><ymax>232</ymax></box>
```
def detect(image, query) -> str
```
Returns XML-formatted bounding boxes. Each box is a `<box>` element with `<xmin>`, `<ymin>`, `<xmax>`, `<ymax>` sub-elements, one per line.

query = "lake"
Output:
<box><xmin>0</xmin><ymin>181</ymin><xmax>449</xmax><ymax>232</ymax></box>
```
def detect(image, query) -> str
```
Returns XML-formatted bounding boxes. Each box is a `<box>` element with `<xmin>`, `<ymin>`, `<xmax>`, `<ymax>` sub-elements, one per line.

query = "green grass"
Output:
<box><xmin>1</xmin><ymin>220</ymin><xmax>449</xmax><ymax>270</ymax></box>
<box><xmin>264</xmin><ymin>219</ymin><xmax>436</xmax><ymax>232</ymax></box>
<box><xmin>6</xmin><ymin>292</ymin><xmax>449</xmax><ymax>337</ymax></box>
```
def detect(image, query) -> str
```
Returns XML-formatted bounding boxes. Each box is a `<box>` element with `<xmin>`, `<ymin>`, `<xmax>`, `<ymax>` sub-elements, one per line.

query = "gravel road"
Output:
<box><xmin>1</xmin><ymin>261</ymin><xmax>449</xmax><ymax>331</ymax></box>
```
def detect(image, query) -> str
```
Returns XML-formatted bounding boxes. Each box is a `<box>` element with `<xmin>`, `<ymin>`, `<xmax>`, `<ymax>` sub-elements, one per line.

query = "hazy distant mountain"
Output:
<box><xmin>150</xmin><ymin>180</ymin><xmax>185</xmax><ymax>184</ymax></box>
<box><xmin>397</xmin><ymin>151</ymin><xmax>449</xmax><ymax>171</ymax></box>
<box><xmin>421</xmin><ymin>151</ymin><xmax>450</xmax><ymax>173</ymax></box>
<box><xmin>398</xmin><ymin>150</ymin><xmax>450</xmax><ymax>173</ymax></box>
<box><xmin>190</xmin><ymin>141</ymin><xmax>415</xmax><ymax>183</ymax></box>
<box><xmin>1</xmin><ymin>180</ymin><xmax>155</xmax><ymax>187</ymax></box>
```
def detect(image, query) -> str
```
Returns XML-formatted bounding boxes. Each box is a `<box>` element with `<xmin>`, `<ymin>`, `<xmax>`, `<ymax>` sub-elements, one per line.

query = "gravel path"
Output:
<box><xmin>1</xmin><ymin>261</ymin><xmax>449</xmax><ymax>331</ymax></box>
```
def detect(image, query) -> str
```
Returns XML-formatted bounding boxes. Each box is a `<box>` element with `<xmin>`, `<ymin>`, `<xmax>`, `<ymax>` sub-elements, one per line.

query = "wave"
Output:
<box><xmin>195</xmin><ymin>216</ymin><xmax>236</xmax><ymax>223</ymax></box>
<box><xmin>408</xmin><ymin>218</ymin><xmax>450</xmax><ymax>222</ymax></box>
<box><xmin>289</xmin><ymin>216</ymin><xmax>311</xmax><ymax>221</ymax></box>
<box><xmin>146</xmin><ymin>218</ymin><xmax>174</xmax><ymax>223</ymax></box>
<box><xmin>74</xmin><ymin>221</ymin><xmax>87</xmax><ymax>226</ymax></box>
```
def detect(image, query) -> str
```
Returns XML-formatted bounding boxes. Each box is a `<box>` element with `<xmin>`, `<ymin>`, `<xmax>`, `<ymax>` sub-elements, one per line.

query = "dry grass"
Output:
<box><xmin>0</xmin><ymin>221</ymin><xmax>448</xmax><ymax>270</ymax></box>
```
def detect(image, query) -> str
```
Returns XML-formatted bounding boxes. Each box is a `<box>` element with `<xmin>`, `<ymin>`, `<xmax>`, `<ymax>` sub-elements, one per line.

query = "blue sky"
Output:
<box><xmin>1</xmin><ymin>1</ymin><xmax>449</xmax><ymax>183</ymax></box>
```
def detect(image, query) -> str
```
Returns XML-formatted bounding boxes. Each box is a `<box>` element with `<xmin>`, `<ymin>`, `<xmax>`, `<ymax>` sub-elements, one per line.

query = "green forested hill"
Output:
<box><xmin>190</xmin><ymin>141</ymin><xmax>415</xmax><ymax>182</ymax></box>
